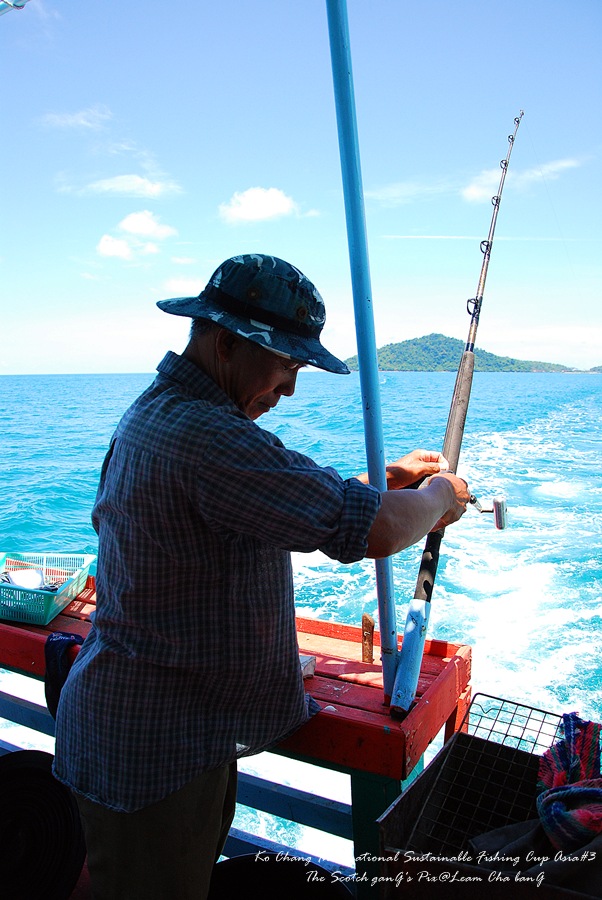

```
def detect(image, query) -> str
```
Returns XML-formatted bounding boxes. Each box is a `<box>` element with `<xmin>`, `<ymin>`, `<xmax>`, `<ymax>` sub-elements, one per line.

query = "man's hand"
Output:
<box><xmin>365</xmin><ymin>468</ymin><xmax>470</xmax><ymax>559</ymax></box>
<box><xmin>426</xmin><ymin>472</ymin><xmax>470</xmax><ymax>531</ymax></box>
<box><xmin>356</xmin><ymin>449</ymin><xmax>449</xmax><ymax>490</ymax></box>
<box><xmin>384</xmin><ymin>449</ymin><xmax>450</xmax><ymax>490</ymax></box>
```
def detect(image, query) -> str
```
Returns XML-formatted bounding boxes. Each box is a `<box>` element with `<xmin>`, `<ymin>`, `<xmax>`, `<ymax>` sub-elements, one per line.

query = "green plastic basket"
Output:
<box><xmin>0</xmin><ymin>552</ymin><xmax>96</xmax><ymax>626</ymax></box>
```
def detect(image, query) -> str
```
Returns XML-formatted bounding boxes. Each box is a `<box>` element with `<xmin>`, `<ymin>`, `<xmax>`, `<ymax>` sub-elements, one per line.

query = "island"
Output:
<box><xmin>344</xmin><ymin>334</ymin><xmax>599</xmax><ymax>373</ymax></box>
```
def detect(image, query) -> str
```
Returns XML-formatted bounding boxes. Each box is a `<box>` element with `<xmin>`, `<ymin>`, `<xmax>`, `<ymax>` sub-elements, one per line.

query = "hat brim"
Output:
<box><xmin>157</xmin><ymin>294</ymin><xmax>350</xmax><ymax>375</ymax></box>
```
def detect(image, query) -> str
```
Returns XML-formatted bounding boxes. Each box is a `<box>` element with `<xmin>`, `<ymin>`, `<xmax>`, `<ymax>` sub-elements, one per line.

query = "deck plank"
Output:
<box><xmin>0</xmin><ymin>580</ymin><xmax>471</xmax><ymax>779</ymax></box>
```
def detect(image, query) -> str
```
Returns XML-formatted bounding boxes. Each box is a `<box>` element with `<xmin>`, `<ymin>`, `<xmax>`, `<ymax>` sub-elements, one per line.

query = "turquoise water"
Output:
<box><xmin>1</xmin><ymin>369</ymin><xmax>601</xmax><ymax>724</ymax></box>
<box><xmin>1</xmin><ymin>368</ymin><xmax>601</xmax><ymax>863</ymax></box>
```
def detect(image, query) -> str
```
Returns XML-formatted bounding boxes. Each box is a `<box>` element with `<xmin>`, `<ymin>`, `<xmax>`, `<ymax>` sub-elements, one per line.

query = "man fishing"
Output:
<box><xmin>53</xmin><ymin>253</ymin><xmax>470</xmax><ymax>900</ymax></box>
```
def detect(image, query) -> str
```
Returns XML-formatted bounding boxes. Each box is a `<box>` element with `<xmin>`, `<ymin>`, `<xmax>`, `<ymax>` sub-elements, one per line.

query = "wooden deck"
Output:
<box><xmin>287</xmin><ymin>617</ymin><xmax>471</xmax><ymax>780</ymax></box>
<box><xmin>0</xmin><ymin>579</ymin><xmax>471</xmax><ymax>898</ymax></box>
<box><xmin>0</xmin><ymin>576</ymin><xmax>471</xmax><ymax>780</ymax></box>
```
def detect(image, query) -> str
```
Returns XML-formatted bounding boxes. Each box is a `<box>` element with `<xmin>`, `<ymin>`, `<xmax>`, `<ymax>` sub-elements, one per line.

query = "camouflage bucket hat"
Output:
<box><xmin>157</xmin><ymin>254</ymin><xmax>349</xmax><ymax>375</ymax></box>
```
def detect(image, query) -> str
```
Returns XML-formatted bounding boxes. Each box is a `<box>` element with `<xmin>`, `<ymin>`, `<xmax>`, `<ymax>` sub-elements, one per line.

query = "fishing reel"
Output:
<box><xmin>469</xmin><ymin>493</ymin><xmax>507</xmax><ymax>530</ymax></box>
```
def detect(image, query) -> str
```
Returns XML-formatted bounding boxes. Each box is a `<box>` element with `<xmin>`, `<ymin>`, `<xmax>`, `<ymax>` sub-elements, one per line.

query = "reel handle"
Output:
<box><xmin>470</xmin><ymin>493</ymin><xmax>507</xmax><ymax>530</ymax></box>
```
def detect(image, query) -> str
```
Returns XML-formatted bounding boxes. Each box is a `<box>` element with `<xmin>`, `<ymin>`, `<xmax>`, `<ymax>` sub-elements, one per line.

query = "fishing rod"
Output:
<box><xmin>391</xmin><ymin>111</ymin><xmax>524</xmax><ymax>716</ymax></box>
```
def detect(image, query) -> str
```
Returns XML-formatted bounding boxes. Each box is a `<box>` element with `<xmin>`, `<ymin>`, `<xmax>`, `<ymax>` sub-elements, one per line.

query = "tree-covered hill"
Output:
<box><xmin>344</xmin><ymin>333</ymin><xmax>587</xmax><ymax>372</ymax></box>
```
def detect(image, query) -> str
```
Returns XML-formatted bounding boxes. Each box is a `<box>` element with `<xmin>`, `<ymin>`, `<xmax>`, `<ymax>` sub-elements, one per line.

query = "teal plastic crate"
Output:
<box><xmin>0</xmin><ymin>552</ymin><xmax>96</xmax><ymax>626</ymax></box>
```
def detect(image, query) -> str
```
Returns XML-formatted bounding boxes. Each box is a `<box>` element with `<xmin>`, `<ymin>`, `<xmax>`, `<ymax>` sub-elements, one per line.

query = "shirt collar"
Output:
<box><xmin>155</xmin><ymin>351</ymin><xmax>236</xmax><ymax>411</ymax></box>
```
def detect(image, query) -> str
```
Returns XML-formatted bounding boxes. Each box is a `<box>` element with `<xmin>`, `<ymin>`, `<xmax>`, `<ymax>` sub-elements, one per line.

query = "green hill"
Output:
<box><xmin>344</xmin><ymin>333</ymin><xmax>584</xmax><ymax>372</ymax></box>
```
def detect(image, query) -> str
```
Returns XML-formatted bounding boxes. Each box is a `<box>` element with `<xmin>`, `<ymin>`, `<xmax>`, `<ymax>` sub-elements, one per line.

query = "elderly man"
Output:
<box><xmin>54</xmin><ymin>254</ymin><xmax>469</xmax><ymax>900</ymax></box>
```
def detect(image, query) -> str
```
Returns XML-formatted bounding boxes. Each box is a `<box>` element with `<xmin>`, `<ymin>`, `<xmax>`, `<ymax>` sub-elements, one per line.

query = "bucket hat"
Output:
<box><xmin>157</xmin><ymin>254</ymin><xmax>349</xmax><ymax>374</ymax></box>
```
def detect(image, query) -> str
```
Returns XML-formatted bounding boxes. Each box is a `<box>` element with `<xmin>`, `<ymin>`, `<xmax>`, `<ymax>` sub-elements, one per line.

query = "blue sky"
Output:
<box><xmin>2</xmin><ymin>0</ymin><xmax>600</xmax><ymax>374</ymax></box>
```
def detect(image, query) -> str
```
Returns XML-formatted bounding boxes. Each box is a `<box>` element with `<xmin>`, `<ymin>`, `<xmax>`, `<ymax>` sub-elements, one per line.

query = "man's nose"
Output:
<box><xmin>277</xmin><ymin>370</ymin><xmax>298</xmax><ymax>397</ymax></box>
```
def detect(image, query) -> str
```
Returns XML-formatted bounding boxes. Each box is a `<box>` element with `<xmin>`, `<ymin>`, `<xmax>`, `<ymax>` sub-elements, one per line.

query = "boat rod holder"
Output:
<box><xmin>469</xmin><ymin>493</ymin><xmax>507</xmax><ymax>530</ymax></box>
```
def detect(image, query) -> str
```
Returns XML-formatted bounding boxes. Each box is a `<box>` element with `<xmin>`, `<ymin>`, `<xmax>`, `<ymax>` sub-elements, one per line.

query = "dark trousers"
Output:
<box><xmin>75</xmin><ymin>763</ymin><xmax>237</xmax><ymax>900</ymax></box>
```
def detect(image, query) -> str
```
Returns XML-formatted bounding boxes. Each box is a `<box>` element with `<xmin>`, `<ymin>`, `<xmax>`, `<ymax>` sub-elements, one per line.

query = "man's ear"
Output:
<box><xmin>214</xmin><ymin>327</ymin><xmax>239</xmax><ymax>362</ymax></box>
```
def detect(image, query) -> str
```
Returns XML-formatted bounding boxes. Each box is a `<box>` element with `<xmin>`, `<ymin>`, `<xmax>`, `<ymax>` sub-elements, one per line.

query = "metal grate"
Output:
<box><xmin>465</xmin><ymin>693</ymin><xmax>563</xmax><ymax>754</ymax></box>
<box><xmin>406</xmin><ymin>693</ymin><xmax>563</xmax><ymax>854</ymax></box>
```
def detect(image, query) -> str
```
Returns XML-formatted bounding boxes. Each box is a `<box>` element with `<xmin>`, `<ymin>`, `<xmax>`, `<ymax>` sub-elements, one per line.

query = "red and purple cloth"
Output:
<box><xmin>537</xmin><ymin>712</ymin><xmax>602</xmax><ymax>851</ymax></box>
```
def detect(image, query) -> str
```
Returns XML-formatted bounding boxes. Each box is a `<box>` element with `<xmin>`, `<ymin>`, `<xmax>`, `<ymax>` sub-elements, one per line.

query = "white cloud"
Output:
<box><xmin>41</xmin><ymin>104</ymin><xmax>112</xmax><ymax>130</ymax></box>
<box><xmin>462</xmin><ymin>157</ymin><xmax>581</xmax><ymax>202</ymax></box>
<box><xmin>461</xmin><ymin>168</ymin><xmax>500</xmax><ymax>203</ymax></box>
<box><xmin>480</xmin><ymin>322</ymin><xmax>602</xmax><ymax>370</ymax></box>
<box><xmin>163</xmin><ymin>276</ymin><xmax>204</xmax><ymax>296</ymax></box>
<box><xmin>383</xmin><ymin>234</ymin><xmax>585</xmax><ymax>243</ymax></box>
<box><xmin>96</xmin><ymin>212</ymin><xmax>176</xmax><ymax>262</ymax></box>
<box><xmin>118</xmin><ymin>210</ymin><xmax>177</xmax><ymax>239</ymax></box>
<box><xmin>369</xmin><ymin>156</ymin><xmax>584</xmax><ymax>208</ymax></box>
<box><xmin>219</xmin><ymin>187</ymin><xmax>298</xmax><ymax>223</ymax></box>
<box><xmin>383</xmin><ymin>234</ymin><xmax>481</xmax><ymax>241</ymax></box>
<box><xmin>31</xmin><ymin>1</ymin><xmax>61</xmax><ymax>23</ymax></box>
<box><xmin>97</xmin><ymin>235</ymin><xmax>133</xmax><ymax>260</ymax></box>
<box><xmin>365</xmin><ymin>179</ymin><xmax>451</xmax><ymax>207</ymax></box>
<box><xmin>513</xmin><ymin>158</ymin><xmax>581</xmax><ymax>189</ymax></box>
<box><xmin>85</xmin><ymin>174</ymin><xmax>182</xmax><ymax>198</ymax></box>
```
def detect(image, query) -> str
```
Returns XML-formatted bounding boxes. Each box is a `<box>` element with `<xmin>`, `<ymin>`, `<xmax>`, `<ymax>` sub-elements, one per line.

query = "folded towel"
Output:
<box><xmin>537</xmin><ymin>777</ymin><xmax>602</xmax><ymax>851</ymax></box>
<box><xmin>536</xmin><ymin>712</ymin><xmax>602</xmax><ymax>852</ymax></box>
<box><xmin>538</xmin><ymin>712</ymin><xmax>601</xmax><ymax>790</ymax></box>
<box><xmin>470</xmin><ymin>711</ymin><xmax>602</xmax><ymax>894</ymax></box>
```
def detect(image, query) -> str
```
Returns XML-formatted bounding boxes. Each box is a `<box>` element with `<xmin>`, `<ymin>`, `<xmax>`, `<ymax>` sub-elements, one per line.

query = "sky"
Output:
<box><xmin>2</xmin><ymin>0</ymin><xmax>601</xmax><ymax>374</ymax></box>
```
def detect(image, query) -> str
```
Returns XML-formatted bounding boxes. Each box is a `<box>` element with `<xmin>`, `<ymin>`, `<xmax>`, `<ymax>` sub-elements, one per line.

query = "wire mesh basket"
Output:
<box><xmin>464</xmin><ymin>692</ymin><xmax>563</xmax><ymax>754</ymax></box>
<box><xmin>405</xmin><ymin>693</ymin><xmax>563</xmax><ymax>855</ymax></box>
<box><xmin>0</xmin><ymin>551</ymin><xmax>96</xmax><ymax>626</ymax></box>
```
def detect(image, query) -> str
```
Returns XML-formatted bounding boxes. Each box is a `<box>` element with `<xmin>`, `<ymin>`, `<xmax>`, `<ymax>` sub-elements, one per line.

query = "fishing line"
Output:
<box><xmin>523</xmin><ymin>118</ymin><xmax>577</xmax><ymax>281</ymax></box>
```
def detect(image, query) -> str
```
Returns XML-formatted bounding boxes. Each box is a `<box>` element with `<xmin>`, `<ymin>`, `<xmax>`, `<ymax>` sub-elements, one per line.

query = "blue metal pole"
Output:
<box><xmin>326</xmin><ymin>0</ymin><xmax>398</xmax><ymax>700</ymax></box>
<box><xmin>0</xmin><ymin>0</ymin><xmax>31</xmax><ymax>16</ymax></box>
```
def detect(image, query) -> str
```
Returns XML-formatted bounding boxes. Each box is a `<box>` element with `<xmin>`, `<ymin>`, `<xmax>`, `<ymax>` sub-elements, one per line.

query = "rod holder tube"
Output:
<box><xmin>326</xmin><ymin>0</ymin><xmax>398</xmax><ymax>699</ymax></box>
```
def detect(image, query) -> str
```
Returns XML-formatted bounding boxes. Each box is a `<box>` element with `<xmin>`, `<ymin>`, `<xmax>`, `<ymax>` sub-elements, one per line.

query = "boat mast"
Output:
<box><xmin>326</xmin><ymin>0</ymin><xmax>398</xmax><ymax>701</ymax></box>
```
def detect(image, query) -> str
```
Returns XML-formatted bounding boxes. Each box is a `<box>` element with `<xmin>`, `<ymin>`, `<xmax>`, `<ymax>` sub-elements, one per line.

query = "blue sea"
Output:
<box><xmin>1</xmin><ymin>369</ymin><xmax>601</xmax><ymax>862</ymax></box>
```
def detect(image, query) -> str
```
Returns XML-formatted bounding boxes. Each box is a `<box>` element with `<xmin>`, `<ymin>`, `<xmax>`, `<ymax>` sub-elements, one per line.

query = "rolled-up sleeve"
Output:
<box><xmin>317</xmin><ymin>474</ymin><xmax>381</xmax><ymax>564</ymax></box>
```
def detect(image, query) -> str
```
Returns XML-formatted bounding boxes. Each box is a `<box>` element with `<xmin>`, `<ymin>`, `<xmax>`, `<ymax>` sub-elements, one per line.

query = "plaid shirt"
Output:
<box><xmin>53</xmin><ymin>352</ymin><xmax>380</xmax><ymax>811</ymax></box>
